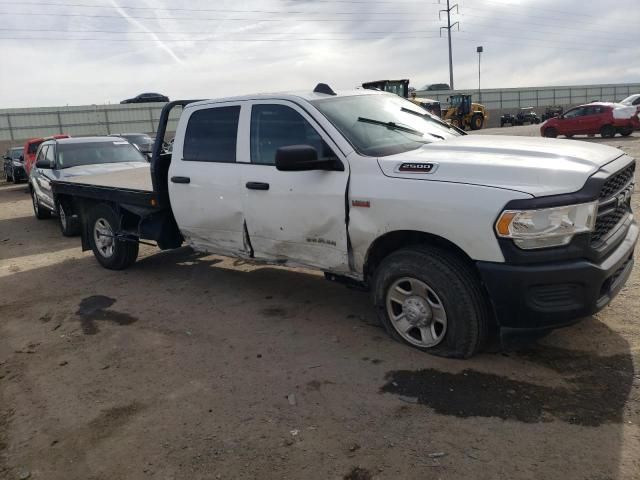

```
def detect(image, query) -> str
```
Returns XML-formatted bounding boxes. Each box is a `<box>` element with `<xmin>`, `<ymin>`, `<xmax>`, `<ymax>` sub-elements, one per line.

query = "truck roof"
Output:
<box><xmin>185</xmin><ymin>88</ymin><xmax>382</xmax><ymax>110</ymax></box>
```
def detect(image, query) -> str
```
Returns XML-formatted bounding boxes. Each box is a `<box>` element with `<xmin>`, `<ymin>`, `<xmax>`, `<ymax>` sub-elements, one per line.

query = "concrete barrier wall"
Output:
<box><xmin>1</xmin><ymin>82</ymin><xmax>638</xmax><ymax>151</ymax></box>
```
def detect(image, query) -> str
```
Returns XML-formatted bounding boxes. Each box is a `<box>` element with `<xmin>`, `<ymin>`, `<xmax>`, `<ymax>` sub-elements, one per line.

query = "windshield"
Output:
<box><xmin>9</xmin><ymin>148</ymin><xmax>22</xmax><ymax>159</ymax></box>
<box><xmin>57</xmin><ymin>141</ymin><xmax>146</xmax><ymax>169</ymax></box>
<box><xmin>28</xmin><ymin>141</ymin><xmax>43</xmax><ymax>154</ymax></box>
<box><xmin>122</xmin><ymin>134</ymin><xmax>153</xmax><ymax>145</ymax></box>
<box><xmin>312</xmin><ymin>94</ymin><xmax>460</xmax><ymax>157</ymax></box>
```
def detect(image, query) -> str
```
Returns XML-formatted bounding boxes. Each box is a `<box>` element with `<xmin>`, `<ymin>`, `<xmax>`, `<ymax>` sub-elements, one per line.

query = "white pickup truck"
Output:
<box><xmin>52</xmin><ymin>84</ymin><xmax>638</xmax><ymax>358</ymax></box>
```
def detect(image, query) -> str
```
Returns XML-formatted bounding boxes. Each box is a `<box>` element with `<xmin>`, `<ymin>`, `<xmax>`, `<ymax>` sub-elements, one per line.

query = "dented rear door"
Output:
<box><xmin>240</xmin><ymin>101</ymin><xmax>350</xmax><ymax>272</ymax></box>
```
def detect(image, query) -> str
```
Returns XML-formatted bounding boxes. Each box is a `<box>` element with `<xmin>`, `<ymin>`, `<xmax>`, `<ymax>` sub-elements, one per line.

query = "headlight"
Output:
<box><xmin>495</xmin><ymin>201</ymin><xmax>598</xmax><ymax>249</ymax></box>
<box><xmin>12</xmin><ymin>160</ymin><xmax>22</xmax><ymax>167</ymax></box>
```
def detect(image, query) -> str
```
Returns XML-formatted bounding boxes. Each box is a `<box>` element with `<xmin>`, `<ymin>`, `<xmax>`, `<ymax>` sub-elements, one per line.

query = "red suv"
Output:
<box><xmin>540</xmin><ymin>103</ymin><xmax>639</xmax><ymax>139</ymax></box>
<box><xmin>23</xmin><ymin>135</ymin><xmax>70</xmax><ymax>175</ymax></box>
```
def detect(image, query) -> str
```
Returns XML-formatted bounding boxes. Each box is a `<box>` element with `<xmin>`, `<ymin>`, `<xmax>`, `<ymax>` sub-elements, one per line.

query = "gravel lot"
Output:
<box><xmin>1</xmin><ymin>127</ymin><xmax>639</xmax><ymax>480</ymax></box>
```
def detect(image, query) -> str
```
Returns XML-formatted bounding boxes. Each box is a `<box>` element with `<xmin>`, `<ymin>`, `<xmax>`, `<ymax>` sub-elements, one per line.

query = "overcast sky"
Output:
<box><xmin>0</xmin><ymin>0</ymin><xmax>638</xmax><ymax>108</ymax></box>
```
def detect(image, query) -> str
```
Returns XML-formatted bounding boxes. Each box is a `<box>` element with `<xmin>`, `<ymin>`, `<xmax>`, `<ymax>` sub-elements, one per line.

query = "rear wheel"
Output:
<box><xmin>543</xmin><ymin>127</ymin><xmax>558</xmax><ymax>138</ymax></box>
<box><xmin>600</xmin><ymin>125</ymin><xmax>616</xmax><ymax>138</ymax></box>
<box><xmin>88</xmin><ymin>204</ymin><xmax>139</xmax><ymax>270</ymax></box>
<box><xmin>372</xmin><ymin>246</ymin><xmax>489</xmax><ymax>358</ymax></box>
<box><xmin>470</xmin><ymin>113</ymin><xmax>484</xmax><ymax>130</ymax></box>
<box><xmin>31</xmin><ymin>189</ymin><xmax>51</xmax><ymax>219</ymax></box>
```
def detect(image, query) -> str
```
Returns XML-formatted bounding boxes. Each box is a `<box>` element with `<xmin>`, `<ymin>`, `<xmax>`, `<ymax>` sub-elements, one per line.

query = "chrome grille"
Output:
<box><xmin>592</xmin><ymin>161</ymin><xmax>635</xmax><ymax>247</ymax></box>
<box><xmin>600</xmin><ymin>163</ymin><xmax>635</xmax><ymax>199</ymax></box>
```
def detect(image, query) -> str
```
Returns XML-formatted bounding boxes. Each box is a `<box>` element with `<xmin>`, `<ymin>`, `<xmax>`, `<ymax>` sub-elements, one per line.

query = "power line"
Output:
<box><xmin>0</xmin><ymin>27</ymin><xmax>438</xmax><ymax>35</ymax></box>
<box><xmin>0</xmin><ymin>34</ymin><xmax>443</xmax><ymax>42</ymax></box>
<box><xmin>462</xmin><ymin>0</ymin><xmax>599</xmax><ymax>19</ymax></box>
<box><xmin>0</xmin><ymin>11</ymin><xmax>441</xmax><ymax>22</ymax></box>
<box><xmin>0</xmin><ymin>1</ymin><xmax>439</xmax><ymax>16</ymax></box>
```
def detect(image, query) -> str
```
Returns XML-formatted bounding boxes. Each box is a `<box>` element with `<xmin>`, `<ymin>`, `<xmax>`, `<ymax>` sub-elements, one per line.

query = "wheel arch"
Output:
<box><xmin>363</xmin><ymin>230</ymin><xmax>478</xmax><ymax>283</ymax></box>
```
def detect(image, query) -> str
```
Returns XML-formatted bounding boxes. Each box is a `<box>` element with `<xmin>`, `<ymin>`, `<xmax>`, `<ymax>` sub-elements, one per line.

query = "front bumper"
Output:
<box><xmin>477</xmin><ymin>221</ymin><xmax>638</xmax><ymax>332</ymax></box>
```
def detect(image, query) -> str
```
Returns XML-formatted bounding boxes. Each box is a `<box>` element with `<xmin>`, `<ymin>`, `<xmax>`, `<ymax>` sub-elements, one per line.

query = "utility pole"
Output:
<box><xmin>477</xmin><ymin>46</ymin><xmax>483</xmax><ymax>102</ymax></box>
<box><xmin>439</xmin><ymin>0</ymin><xmax>459</xmax><ymax>90</ymax></box>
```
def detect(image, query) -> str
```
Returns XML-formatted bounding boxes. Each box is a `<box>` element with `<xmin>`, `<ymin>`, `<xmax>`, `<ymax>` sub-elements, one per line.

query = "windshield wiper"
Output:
<box><xmin>357</xmin><ymin>117</ymin><xmax>424</xmax><ymax>137</ymax></box>
<box><xmin>400</xmin><ymin>107</ymin><xmax>466</xmax><ymax>135</ymax></box>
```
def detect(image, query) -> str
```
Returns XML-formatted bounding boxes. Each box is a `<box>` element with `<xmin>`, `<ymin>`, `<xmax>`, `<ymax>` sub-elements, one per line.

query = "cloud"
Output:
<box><xmin>107</xmin><ymin>0</ymin><xmax>183</xmax><ymax>64</ymax></box>
<box><xmin>0</xmin><ymin>0</ymin><xmax>638</xmax><ymax>107</ymax></box>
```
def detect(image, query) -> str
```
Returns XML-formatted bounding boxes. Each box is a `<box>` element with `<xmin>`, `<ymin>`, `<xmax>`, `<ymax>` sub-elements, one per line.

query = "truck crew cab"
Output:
<box><xmin>52</xmin><ymin>84</ymin><xmax>637</xmax><ymax>358</ymax></box>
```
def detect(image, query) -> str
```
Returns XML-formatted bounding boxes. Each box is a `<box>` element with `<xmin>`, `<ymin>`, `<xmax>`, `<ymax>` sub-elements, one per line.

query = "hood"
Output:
<box><xmin>59</xmin><ymin>162</ymin><xmax>149</xmax><ymax>179</ymax></box>
<box><xmin>377</xmin><ymin>135</ymin><xmax>625</xmax><ymax>197</ymax></box>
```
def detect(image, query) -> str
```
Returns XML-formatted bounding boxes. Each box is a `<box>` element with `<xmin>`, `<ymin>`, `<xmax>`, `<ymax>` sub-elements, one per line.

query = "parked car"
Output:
<box><xmin>121</xmin><ymin>93</ymin><xmax>170</xmax><ymax>104</ymax></box>
<box><xmin>424</xmin><ymin>83</ymin><xmax>451</xmax><ymax>91</ymax></box>
<box><xmin>514</xmin><ymin>107</ymin><xmax>541</xmax><ymax>125</ymax></box>
<box><xmin>51</xmin><ymin>86</ymin><xmax>637</xmax><ymax>358</ymax></box>
<box><xmin>541</xmin><ymin>102</ymin><xmax>639</xmax><ymax>138</ymax></box>
<box><xmin>109</xmin><ymin>133</ymin><xmax>154</xmax><ymax>158</ymax></box>
<box><xmin>620</xmin><ymin>94</ymin><xmax>640</xmax><ymax>107</ymax></box>
<box><xmin>500</xmin><ymin>112</ymin><xmax>516</xmax><ymax>127</ymax></box>
<box><xmin>29</xmin><ymin>137</ymin><xmax>149</xmax><ymax>236</ymax></box>
<box><xmin>23</xmin><ymin>135</ymin><xmax>70</xmax><ymax>176</ymax></box>
<box><xmin>3</xmin><ymin>147</ymin><xmax>26</xmax><ymax>183</ymax></box>
<box><xmin>542</xmin><ymin>106</ymin><xmax>564</xmax><ymax>121</ymax></box>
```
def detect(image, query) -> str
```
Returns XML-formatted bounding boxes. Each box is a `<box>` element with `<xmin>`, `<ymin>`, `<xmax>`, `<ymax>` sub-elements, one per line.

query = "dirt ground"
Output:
<box><xmin>1</xmin><ymin>126</ymin><xmax>639</xmax><ymax>480</ymax></box>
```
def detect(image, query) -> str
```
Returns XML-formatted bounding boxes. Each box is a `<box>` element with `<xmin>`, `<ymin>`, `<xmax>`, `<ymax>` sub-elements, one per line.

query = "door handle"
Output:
<box><xmin>246</xmin><ymin>181</ymin><xmax>270</xmax><ymax>191</ymax></box>
<box><xmin>171</xmin><ymin>176</ymin><xmax>191</xmax><ymax>184</ymax></box>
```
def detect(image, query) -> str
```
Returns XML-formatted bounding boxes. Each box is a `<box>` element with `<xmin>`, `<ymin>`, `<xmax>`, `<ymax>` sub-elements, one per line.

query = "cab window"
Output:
<box><xmin>250</xmin><ymin>104</ymin><xmax>335</xmax><ymax>165</ymax></box>
<box><xmin>183</xmin><ymin>106</ymin><xmax>240</xmax><ymax>163</ymax></box>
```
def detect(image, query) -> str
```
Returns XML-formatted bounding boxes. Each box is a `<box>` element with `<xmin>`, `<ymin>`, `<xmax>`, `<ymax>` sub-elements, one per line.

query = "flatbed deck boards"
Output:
<box><xmin>64</xmin><ymin>165</ymin><xmax>153</xmax><ymax>192</ymax></box>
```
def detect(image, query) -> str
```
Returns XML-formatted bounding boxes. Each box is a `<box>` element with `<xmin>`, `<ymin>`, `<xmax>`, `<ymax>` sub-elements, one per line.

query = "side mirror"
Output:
<box><xmin>275</xmin><ymin>145</ymin><xmax>343</xmax><ymax>172</ymax></box>
<box><xmin>35</xmin><ymin>159</ymin><xmax>53</xmax><ymax>169</ymax></box>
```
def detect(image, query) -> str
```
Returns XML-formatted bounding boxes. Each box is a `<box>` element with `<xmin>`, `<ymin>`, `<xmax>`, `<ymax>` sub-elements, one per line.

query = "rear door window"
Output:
<box><xmin>183</xmin><ymin>106</ymin><xmax>241</xmax><ymax>163</ymax></box>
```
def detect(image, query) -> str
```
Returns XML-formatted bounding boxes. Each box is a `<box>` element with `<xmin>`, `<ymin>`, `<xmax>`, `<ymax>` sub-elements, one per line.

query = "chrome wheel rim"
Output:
<box><xmin>93</xmin><ymin>218</ymin><xmax>114</xmax><ymax>258</ymax></box>
<box><xmin>59</xmin><ymin>204</ymin><xmax>67</xmax><ymax>229</ymax></box>
<box><xmin>385</xmin><ymin>277</ymin><xmax>447</xmax><ymax>348</ymax></box>
<box><xmin>32</xmin><ymin>191</ymin><xmax>38</xmax><ymax>214</ymax></box>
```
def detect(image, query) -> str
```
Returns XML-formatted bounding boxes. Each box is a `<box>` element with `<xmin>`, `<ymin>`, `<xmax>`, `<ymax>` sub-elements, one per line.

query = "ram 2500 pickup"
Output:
<box><xmin>51</xmin><ymin>84</ymin><xmax>637</xmax><ymax>358</ymax></box>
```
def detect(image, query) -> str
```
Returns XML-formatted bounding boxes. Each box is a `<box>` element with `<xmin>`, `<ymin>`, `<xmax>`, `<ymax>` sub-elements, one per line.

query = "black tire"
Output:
<box><xmin>372</xmin><ymin>245</ymin><xmax>489</xmax><ymax>358</ymax></box>
<box><xmin>600</xmin><ymin>125</ymin><xmax>616</xmax><ymax>138</ymax></box>
<box><xmin>566</xmin><ymin>134</ymin><xmax>574</xmax><ymax>139</ymax></box>
<box><xmin>5</xmin><ymin>172</ymin><xmax>12</xmax><ymax>183</ymax></box>
<box><xmin>543</xmin><ymin>127</ymin><xmax>558</xmax><ymax>138</ymax></box>
<box><xmin>12</xmin><ymin>172</ymin><xmax>20</xmax><ymax>184</ymax></box>
<box><xmin>500</xmin><ymin>121</ymin><xmax>505</xmax><ymax>127</ymax></box>
<box><xmin>470</xmin><ymin>114</ymin><xmax>484</xmax><ymax>130</ymax></box>
<box><xmin>87</xmin><ymin>203</ymin><xmax>139</xmax><ymax>270</ymax></box>
<box><xmin>57</xmin><ymin>200</ymin><xmax>80</xmax><ymax>237</ymax></box>
<box><xmin>534</xmin><ymin>118</ymin><xmax>541</xmax><ymax>124</ymax></box>
<box><xmin>31</xmin><ymin>189</ymin><xmax>52</xmax><ymax>219</ymax></box>
<box><xmin>619</xmin><ymin>127</ymin><xmax>633</xmax><ymax>137</ymax></box>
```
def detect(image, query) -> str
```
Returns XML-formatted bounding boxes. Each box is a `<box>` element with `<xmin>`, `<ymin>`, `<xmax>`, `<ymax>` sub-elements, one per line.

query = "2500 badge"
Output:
<box><xmin>397</xmin><ymin>162</ymin><xmax>438</xmax><ymax>174</ymax></box>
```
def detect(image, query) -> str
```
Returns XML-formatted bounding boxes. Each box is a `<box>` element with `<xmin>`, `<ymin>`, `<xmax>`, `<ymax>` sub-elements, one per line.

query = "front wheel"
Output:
<box><xmin>619</xmin><ymin>127</ymin><xmax>633</xmax><ymax>137</ymax></box>
<box><xmin>470</xmin><ymin>114</ymin><xmax>484</xmax><ymax>130</ymax></box>
<box><xmin>372</xmin><ymin>246</ymin><xmax>489</xmax><ymax>358</ymax></box>
<box><xmin>543</xmin><ymin>127</ymin><xmax>558</xmax><ymax>138</ymax></box>
<box><xmin>88</xmin><ymin>203</ymin><xmax>139</xmax><ymax>270</ymax></box>
<box><xmin>57</xmin><ymin>200</ymin><xmax>80</xmax><ymax>237</ymax></box>
<box><xmin>32</xmin><ymin>189</ymin><xmax>51</xmax><ymax>219</ymax></box>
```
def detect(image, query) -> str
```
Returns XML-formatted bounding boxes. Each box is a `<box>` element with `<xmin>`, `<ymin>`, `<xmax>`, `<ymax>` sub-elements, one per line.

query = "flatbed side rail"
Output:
<box><xmin>52</xmin><ymin>180</ymin><xmax>159</xmax><ymax>209</ymax></box>
<box><xmin>150</xmin><ymin>100</ymin><xmax>204</xmax><ymax>207</ymax></box>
